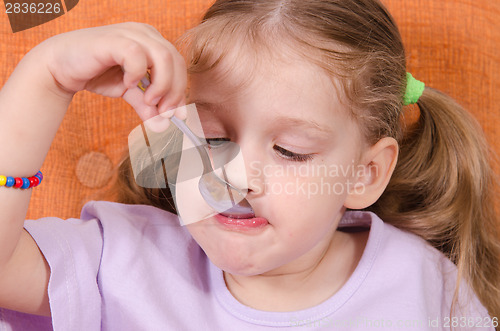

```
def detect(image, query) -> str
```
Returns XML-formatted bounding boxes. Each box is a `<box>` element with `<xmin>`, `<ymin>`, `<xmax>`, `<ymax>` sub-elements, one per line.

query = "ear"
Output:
<box><xmin>344</xmin><ymin>137</ymin><xmax>398</xmax><ymax>210</ymax></box>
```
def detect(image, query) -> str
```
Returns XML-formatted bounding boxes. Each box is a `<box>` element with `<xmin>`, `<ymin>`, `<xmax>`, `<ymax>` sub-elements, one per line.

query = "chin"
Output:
<box><xmin>208</xmin><ymin>251</ymin><xmax>270</xmax><ymax>276</ymax></box>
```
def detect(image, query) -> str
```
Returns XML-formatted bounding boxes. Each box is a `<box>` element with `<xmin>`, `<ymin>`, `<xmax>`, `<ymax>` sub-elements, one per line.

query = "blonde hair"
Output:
<box><xmin>114</xmin><ymin>0</ymin><xmax>500</xmax><ymax>318</ymax></box>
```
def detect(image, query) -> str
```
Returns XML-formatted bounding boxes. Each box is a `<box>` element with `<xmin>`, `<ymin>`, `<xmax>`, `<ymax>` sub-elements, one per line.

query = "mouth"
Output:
<box><xmin>214</xmin><ymin>213</ymin><xmax>269</xmax><ymax>231</ymax></box>
<box><xmin>219</xmin><ymin>210</ymin><xmax>256</xmax><ymax>219</ymax></box>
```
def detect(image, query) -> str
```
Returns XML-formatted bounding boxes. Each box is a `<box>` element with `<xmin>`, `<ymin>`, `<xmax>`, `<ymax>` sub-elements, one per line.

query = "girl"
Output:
<box><xmin>1</xmin><ymin>0</ymin><xmax>499</xmax><ymax>330</ymax></box>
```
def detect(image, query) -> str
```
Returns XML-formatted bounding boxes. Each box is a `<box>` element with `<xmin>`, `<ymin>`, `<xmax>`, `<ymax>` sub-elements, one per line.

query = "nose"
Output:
<box><xmin>217</xmin><ymin>140</ymin><xmax>264</xmax><ymax>197</ymax></box>
<box><xmin>214</xmin><ymin>143</ymin><xmax>249</xmax><ymax>194</ymax></box>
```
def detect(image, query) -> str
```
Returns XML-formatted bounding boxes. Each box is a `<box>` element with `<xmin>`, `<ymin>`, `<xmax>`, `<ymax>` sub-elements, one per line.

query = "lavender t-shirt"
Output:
<box><xmin>0</xmin><ymin>201</ymin><xmax>493</xmax><ymax>330</ymax></box>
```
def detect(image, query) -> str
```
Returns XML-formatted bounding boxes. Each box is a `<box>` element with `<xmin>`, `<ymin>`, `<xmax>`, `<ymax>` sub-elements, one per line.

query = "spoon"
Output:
<box><xmin>170</xmin><ymin>117</ymin><xmax>255</xmax><ymax>219</ymax></box>
<box><xmin>138</xmin><ymin>76</ymin><xmax>255</xmax><ymax>219</ymax></box>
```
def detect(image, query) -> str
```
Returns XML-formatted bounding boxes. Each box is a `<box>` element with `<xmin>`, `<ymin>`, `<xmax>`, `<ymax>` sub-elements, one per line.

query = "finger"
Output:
<box><xmin>111</xmin><ymin>25</ymin><xmax>185</xmax><ymax>109</ymax></box>
<box><xmin>123</xmin><ymin>87</ymin><xmax>171</xmax><ymax>133</ymax></box>
<box><xmin>143</xmin><ymin>114</ymin><xmax>171</xmax><ymax>133</ymax></box>
<box><xmin>158</xmin><ymin>103</ymin><xmax>188</xmax><ymax>121</ymax></box>
<box><xmin>123</xmin><ymin>87</ymin><xmax>157</xmax><ymax>121</ymax></box>
<box><xmin>141</xmin><ymin>40</ymin><xmax>183</xmax><ymax>105</ymax></box>
<box><xmin>121</xmin><ymin>45</ymin><xmax>150</xmax><ymax>89</ymax></box>
<box><xmin>118</xmin><ymin>25</ymin><xmax>186</xmax><ymax>108</ymax></box>
<box><xmin>174</xmin><ymin>102</ymin><xmax>188</xmax><ymax>120</ymax></box>
<box><xmin>102</xmin><ymin>37</ymin><xmax>149</xmax><ymax>89</ymax></box>
<box><xmin>84</xmin><ymin>65</ymin><xmax>127</xmax><ymax>96</ymax></box>
<box><xmin>156</xmin><ymin>52</ymin><xmax>188</xmax><ymax>114</ymax></box>
<box><xmin>170</xmin><ymin>52</ymin><xmax>188</xmax><ymax>106</ymax></box>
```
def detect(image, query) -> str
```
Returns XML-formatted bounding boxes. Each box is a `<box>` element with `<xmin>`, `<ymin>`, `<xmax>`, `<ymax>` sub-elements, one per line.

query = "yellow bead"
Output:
<box><xmin>0</xmin><ymin>176</ymin><xmax>6</xmax><ymax>186</ymax></box>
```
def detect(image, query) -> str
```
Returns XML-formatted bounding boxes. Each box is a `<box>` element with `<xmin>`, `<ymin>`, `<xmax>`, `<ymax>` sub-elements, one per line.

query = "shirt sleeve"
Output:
<box><xmin>22</xmin><ymin>215</ymin><xmax>104</xmax><ymax>331</ymax></box>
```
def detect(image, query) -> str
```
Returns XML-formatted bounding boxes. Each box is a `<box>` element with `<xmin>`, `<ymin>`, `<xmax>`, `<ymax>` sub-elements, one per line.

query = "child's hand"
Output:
<box><xmin>42</xmin><ymin>23</ymin><xmax>187</xmax><ymax>122</ymax></box>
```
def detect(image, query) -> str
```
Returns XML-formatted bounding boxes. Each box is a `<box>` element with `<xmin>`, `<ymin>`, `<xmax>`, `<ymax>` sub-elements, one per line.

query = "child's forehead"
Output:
<box><xmin>190</xmin><ymin>56</ymin><xmax>338</xmax><ymax>110</ymax></box>
<box><xmin>189</xmin><ymin>40</ymin><xmax>335</xmax><ymax>97</ymax></box>
<box><xmin>192</xmin><ymin>39</ymin><xmax>293</xmax><ymax>80</ymax></box>
<box><xmin>186</xmin><ymin>18</ymin><xmax>328</xmax><ymax>82</ymax></box>
<box><xmin>185</xmin><ymin>21</ymin><xmax>349</xmax><ymax>113</ymax></box>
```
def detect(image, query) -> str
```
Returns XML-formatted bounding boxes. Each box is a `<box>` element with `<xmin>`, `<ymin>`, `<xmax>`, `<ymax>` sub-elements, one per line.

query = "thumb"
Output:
<box><xmin>122</xmin><ymin>87</ymin><xmax>171</xmax><ymax>132</ymax></box>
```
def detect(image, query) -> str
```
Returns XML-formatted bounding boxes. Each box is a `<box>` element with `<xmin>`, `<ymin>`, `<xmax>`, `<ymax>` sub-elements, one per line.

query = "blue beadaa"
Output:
<box><xmin>21</xmin><ymin>178</ymin><xmax>30</xmax><ymax>189</ymax></box>
<box><xmin>5</xmin><ymin>176</ymin><xmax>15</xmax><ymax>187</ymax></box>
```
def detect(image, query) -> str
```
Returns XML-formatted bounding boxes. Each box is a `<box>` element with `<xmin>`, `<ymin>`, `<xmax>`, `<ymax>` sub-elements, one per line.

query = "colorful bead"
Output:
<box><xmin>35</xmin><ymin>171</ymin><xmax>43</xmax><ymax>182</ymax></box>
<box><xmin>5</xmin><ymin>177</ymin><xmax>15</xmax><ymax>187</ymax></box>
<box><xmin>0</xmin><ymin>171</ymin><xmax>43</xmax><ymax>189</ymax></box>
<box><xmin>14</xmin><ymin>178</ymin><xmax>23</xmax><ymax>188</ymax></box>
<box><xmin>21</xmin><ymin>178</ymin><xmax>30</xmax><ymax>189</ymax></box>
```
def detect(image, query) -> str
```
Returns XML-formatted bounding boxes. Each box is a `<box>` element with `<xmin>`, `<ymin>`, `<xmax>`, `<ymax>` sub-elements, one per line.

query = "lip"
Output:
<box><xmin>214</xmin><ymin>213</ymin><xmax>269</xmax><ymax>232</ymax></box>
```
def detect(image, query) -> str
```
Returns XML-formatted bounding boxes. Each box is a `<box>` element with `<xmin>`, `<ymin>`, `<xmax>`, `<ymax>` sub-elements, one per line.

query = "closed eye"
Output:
<box><xmin>204</xmin><ymin>138</ymin><xmax>313</xmax><ymax>162</ymax></box>
<box><xmin>273</xmin><ymin>145</ymin><xmax>314</xmax><ymax>162</ymax></box>
<box><xmin>205</xmin><ymin>137</ymin><xmax>230</xmax><ymax>148</ymax></box>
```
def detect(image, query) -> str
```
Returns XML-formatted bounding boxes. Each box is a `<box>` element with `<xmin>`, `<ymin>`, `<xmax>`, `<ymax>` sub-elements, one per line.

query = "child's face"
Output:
<box><xmin>185</xmin><ymin>51</ymin><xmax>367</xmax><ymax>277</ymax></box>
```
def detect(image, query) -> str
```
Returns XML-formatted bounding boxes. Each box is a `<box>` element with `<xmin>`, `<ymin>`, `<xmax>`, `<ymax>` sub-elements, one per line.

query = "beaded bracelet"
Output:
<box><xmin>0</xmin><ymin>171</ymin><xmax>43</xmax><ymax>189</ymax></box>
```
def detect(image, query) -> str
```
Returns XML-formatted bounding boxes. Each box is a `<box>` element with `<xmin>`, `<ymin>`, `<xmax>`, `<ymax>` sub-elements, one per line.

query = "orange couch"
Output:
<box><xmin>0</xmin><ymin>0</ymin><xmax>498</xmax><ymax>220</ymax></box>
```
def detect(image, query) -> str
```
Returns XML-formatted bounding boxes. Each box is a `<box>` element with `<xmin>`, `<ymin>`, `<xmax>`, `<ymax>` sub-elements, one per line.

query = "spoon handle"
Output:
<box><xmin>170</xmin><ymin>116</ymin><xmax>203</xmax><ymax>147</ymax></box>
<box><xmin>170</xmin><ymin>116</ymin><xmax>214</xmax><ymax>174</ymax></box>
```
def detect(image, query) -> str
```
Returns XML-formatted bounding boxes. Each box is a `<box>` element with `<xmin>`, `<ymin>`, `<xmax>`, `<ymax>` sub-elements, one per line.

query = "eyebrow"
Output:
<box><xmin>193</xmin><ymin>101</ymin><xmax>227</xmax><ymax>114</ymax></box>
<box><xmin>272</xmin><ymin>116</ymin><xmax>333</xmax><ymax>137</ymax></box>
<box><xmin>193</xmin><ymin>101</ymin><xmax>333</xmax><ymax>137</ymax></box>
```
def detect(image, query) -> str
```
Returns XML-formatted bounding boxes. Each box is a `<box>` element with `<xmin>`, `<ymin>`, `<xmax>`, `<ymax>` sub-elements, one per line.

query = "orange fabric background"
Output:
<box><xmin>0</xmin><ymin>0</ymin><xmax>498</xmax><ymax>220</ymax></box>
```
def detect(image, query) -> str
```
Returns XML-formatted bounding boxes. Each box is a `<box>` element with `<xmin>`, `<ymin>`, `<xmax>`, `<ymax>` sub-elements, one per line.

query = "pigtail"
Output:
<box><xmin>370</xmin><ymin>87</ymin><xmax>500</xmax><ymax>318</ymax></box>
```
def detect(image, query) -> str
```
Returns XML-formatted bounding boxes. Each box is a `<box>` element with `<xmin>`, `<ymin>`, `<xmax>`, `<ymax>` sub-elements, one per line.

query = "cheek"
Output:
<box><xmin>259</xmin><ymin>172</ymin><xmax>346</xmax><ymax>244</ymax></box>
<box><xmin>263</xmin><ymin>163</ymin><xmax>351</xmax><ymax>208</ymax></box>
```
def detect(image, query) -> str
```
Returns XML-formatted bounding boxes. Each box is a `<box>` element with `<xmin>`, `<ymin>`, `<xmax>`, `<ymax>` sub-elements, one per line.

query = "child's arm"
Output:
<box><xmin>0</xmin><ymin>23</ymin><xmax>186</xmax><ymax>316</ymax></box>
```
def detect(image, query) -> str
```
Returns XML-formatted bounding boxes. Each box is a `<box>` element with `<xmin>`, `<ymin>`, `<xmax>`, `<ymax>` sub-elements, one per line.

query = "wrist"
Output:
<box><xmin>26</xmin><ymin>40</ymin><xmax>75</xmax><ymax>102</ymax></box>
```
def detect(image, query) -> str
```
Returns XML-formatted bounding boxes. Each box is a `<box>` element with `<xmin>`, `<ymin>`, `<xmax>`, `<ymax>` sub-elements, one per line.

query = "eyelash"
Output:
<box><xmin>205</xmin><ymin>137</ymin><xmax>229</xmax><ymax>148</ymax></box>
<box><xmin>205</xmin><ymin>138</ymin><xmax>313</xmax><ymax>163</ymax></box>
<box><xmin>273</xmin><ymin>145</ymin><xmax>314</xmax><ymax>162</ymax></box>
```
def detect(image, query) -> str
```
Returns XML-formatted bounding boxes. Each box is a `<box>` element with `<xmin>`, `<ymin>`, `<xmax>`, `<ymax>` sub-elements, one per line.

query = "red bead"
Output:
<box><xmin>29</xmin><ymin>177</ymin><xmax>36</xmax><ymax>188</ymax></box>
<box><xmin>14</xmin><ymin>177</ymin><xmax>23</xmax><ymax>188</ymax></box>
<box><xmin>32</xmin><ymin>176</ymin><xmax>39</xmax><ymax>187</ymax></box>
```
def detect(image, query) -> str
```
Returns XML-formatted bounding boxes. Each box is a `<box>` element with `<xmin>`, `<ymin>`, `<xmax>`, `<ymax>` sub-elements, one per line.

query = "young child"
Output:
<box><xmin>1</xmin><ymin>0</ymin><xmax>499</xmax><ymax>330</ymax></box>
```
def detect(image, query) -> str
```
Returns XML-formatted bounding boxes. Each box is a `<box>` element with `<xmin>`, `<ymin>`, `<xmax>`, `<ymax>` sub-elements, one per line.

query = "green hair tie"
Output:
<box><xmin>403</xmin><ymin>72</ymin><xmax>425</xmax><ymax>105</ymax></box>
